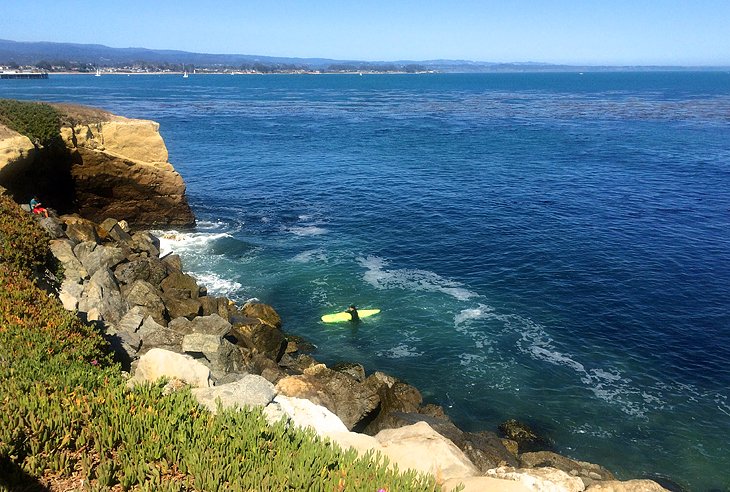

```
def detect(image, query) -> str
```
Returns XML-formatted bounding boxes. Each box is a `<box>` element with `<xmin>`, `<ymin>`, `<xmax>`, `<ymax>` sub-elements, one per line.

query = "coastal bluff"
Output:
<box><xmin>0</xmin><ymin>102</ymin><xmax>195</xmax><ymax>228</ymax></box>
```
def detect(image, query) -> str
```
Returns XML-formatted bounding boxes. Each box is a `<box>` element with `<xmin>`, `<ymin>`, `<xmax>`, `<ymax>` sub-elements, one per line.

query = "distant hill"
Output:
<box><xmin>0</xmin><ymin>39</ymin><xmax>559</xmax><ymax>72</ymax></box>
<box><xmin>1</xmin><ymin>39</ymin><xmax>725</xmax><ymax>73</ymax></box>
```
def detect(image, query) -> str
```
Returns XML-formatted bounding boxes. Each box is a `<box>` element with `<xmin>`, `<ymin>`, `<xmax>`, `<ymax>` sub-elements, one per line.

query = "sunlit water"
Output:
<box><xmin>3</xmin><ymin>72</ymin><xmax>729</xmax><ymax>490</ymax></box>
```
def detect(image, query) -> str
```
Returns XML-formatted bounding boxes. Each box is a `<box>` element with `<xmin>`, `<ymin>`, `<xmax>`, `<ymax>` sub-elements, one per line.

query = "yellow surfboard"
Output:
<box><xmin>321</xmin><ymin>309</ymin><xmax>380</xmax><ymax>323</ymax></box>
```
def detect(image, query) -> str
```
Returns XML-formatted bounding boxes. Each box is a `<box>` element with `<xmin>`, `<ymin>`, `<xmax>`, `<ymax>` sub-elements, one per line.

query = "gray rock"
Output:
<box><xmin>182</xmin><ymin>333</ymin><xmax>224</xmax><ymax>355</ymax></box>
<box><xmin>73</xmin><ymin>241</ymin><xmax>97</xmax><ymax>266</ymax></box>
<box><xmin>138</xmin><ymin>316</ymin><xmax>183</xmax><ymax>354</ymax></box>
<box><xmin>162</xmin><ymin>295</ymin><xmax>202</xmax><ymax>320</ymax></box>
<box><xmin>38</xmin><ymin>217</ymin><xmax>65</xmax><ymax>239</ymax></box>
<box><xmin>362</xmin><ymin>378</ymin><xmax>422</xmax><ymax>435</ymax></box>
<box><xmin>332</xmin><ymin>362</ymin><xmax>366</xmax><ymax>382</ymax></box>
<box><xmin>78</xmin><ymin>267</ymin><xmax>127</xmax><ymax>324</ymax></box>
<box><xmin>117</xmin><ymin>306</ymin><xmax>147</xmax><ymax>333</ymax></box>
<box><xmin>190</xmin><ymin>314</ymin><xmax>232</xmax><ymax>336</ymax></box>
<box><xmin>79</xmin><ymin>244</ymin><xmax>126</xmax><ymax>277</ymax></box>
<box><xmin>161</xmin><ymin>271</ymin><xmax>200</xmax><ymax>299</ymax></box>
<box><xmin>168</xmin><ymin>316</ymin><xmax>194</xmax><ymax>334</ymax></box>
<box><xmin>49</xmin><ymin>240</ymin><xmax>89</xmax><ymax>282</ymax></box>
<box><xmin>113</xmin><ymin>257</ymin><xmax>168</xmax><ymax>286</ymax></box>
<box><xmin>108</xmin><ymin>223</ymin><xmax>133</xmax><ymax>245</ymax></box>
<box><xmin>59</xmin><ymin>279</ymin><xmax>85</xmax><ymax>310</ymax></box>
<box><xmin>131</xmin><ymin>231</ymin><xmax>161</xmax><ymax>258</ymax></box>
<box><xmin>192</xmin><ymin>374</ymin><xmax>276</xmax><ymax>414</ymax></box>
<box><xmin>123</xmin><ymin>280</ymin><xmax>167</xmax><ymax>324</ymax></box>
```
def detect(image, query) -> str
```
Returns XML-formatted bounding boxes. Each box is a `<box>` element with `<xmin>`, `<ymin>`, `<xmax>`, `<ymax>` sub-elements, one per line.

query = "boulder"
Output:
<box><xmin>230</xmin><ymin>316</ymin><xmax>287</xmax><ymax>362</ymax></box>
<box><xmin>132</xmin><ymin>348</ymin><xmax>211</xmax><ymax>388</ymax></box>
<box><xmin>116</xmin><ymin>306</ymin><xmax>147</xmax><ymax>333</ymax></box>
<box><xmin>520</xmin><ymin>451</ymin><xmax>615</xmax><ymax>486</ymax></box>
<box><xmin>190</xmin><ymin>314</ymin><xmax>232</xmax><ymax>336</ymax></box>
<box><xmin>162</xmin><ymin>294</ymin><xmax>202</xmax><ymax>320</ymax></box>
<box><xmin>362</xmin><ymin>375</ymin><xmax>422</xmax><ymax>435</ymax></box>
<box><xmin>78</xmin><ymin>244</ymin><xmax>127</xmax><ymax>278</ymax></box>
<box><xmin>73</xmin><ymin>241</ymin><xmax>97</xmax><ymax>266</ymax></box>
<box><xmin>191</xmin><ymin>374</ymin><xmax>276</xmax><ymax>414</ymax></box>
<box><xmin>78</xmin><ymin>267</ymin><xmax>127</xmax><ymax>323</ymax></box>
<box><xmin>366</xmin><ymin>411</ymin><xmax>518</xmax><ymax>471</ymax></box>
<box><xmin>182</xmin><ymin>332</ymin><xmax>246</xmax><ymax>380</ymax></box>
<box><xmin>161</xmin><ymin>253</ymin><xmax>183</xmax><ymax>273</ymax></box>
<box><xmin>131</xmin><ymin>231</ymin><xmax>161</xmax><ymax>257</ymax></box>
<box><xmin>442</xmin><ymin>477</ymin><xmax>533</xmax><ymax>492</ymax></box>
<box><xmin>113</xmin><ymin>257</ymin><xmax>168</xmax><ymax>286</ymax></box>
<box><xmin>62</xmin><ymin>216</ymin><xmax>100</xmax><ymax>244</ymax></box>
<box><xmin>375</xmin><ymin>421</ymin><xmax>480</xmax><ymax>482</ymax></box>
<box><xmin>499</xmin><ymin>419</ymin><xmax>553</xmax><ymax>453</ymax></box>
<box><xmin>585</xmin><ymin>480</ymin><xmax>668</xmax><ymax>492</ymax></box>
<box><xmin>275</xmin><ymin>364</ymin><xmax>379</xmax><ymax>430</ymax></box>
<box><xmin>487</xmin><ymin>466</ymin><xmax>585</xmax><ymax>492</ymax></box>
<box><xmin>161</xmin><ymin>270</ymin><xmax>200</xmax><ymax>299</ymax></box>
<box><xmin>123</xmin><ymin>280</ymin><xmax>167</xmax><ymax>324</ymax></box>
<box><xmin>59</xmin><ymin>279</ymin><xmax>85</xmax><ymax>310</ymax></box>
<box><xmin>200</xmin><ymin>296</ymin><xmax>233</xmax><ymax>320</ymax></box>
<box><xmin>168</xmin><ymin>316</ymin><xmax>194</xmax><ymax>334</ymax></box>
<box><xmin>49</xmin><ymin>239</ymin><xmax>88</xmax><ymax>281</ymax></box>
<box><xmin>138</xmin><ymin>316</ymin><xmax>183</xmax><ymax>354</ymax></box>
<box><xmin>241</xmin><ymin>300</ymin><xmax>282</xmax><ymax>328</ymax></box>
<box><xmin>331</xmin><ymin>362</ymin><xmax>366</xmax><ymax>382</ymax></box>
<box><xmin>263</xmin><ymin>395</ymin><xmax>349</xmax><ymax>436</ymax></box>
<box><xmin>38</xmin><ymin>217</ymin><xmax>65</xmax><ymax>239</ymax></box>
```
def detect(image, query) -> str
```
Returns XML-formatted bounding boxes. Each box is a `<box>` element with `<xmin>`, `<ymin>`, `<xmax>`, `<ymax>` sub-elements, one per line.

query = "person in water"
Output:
<box><xmin>347</xmin><ymin>304</ymin><xmax>360</xmax><ymax>321</ymax></box>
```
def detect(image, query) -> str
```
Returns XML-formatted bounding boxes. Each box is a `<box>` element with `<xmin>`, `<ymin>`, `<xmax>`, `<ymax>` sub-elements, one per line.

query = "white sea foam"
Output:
<box><xmin>454</xmin><ymin>304</ymin><xmax>495</xmax><ymax>325</ymax></box>
<box><xmin>376</xmin><ymin>343</ymin><xmax>424</xmax><ymax>359</ymax></box>
<box><xmin>153</xmin><ymin>229</ymin><xmax>232</xmax><ymax>256</ymax></box>
<box><xmin>190</xmin><ymin>272</ymin><xmax>243</xmax><ymax>298</ymax></box>
<box><xmin>501</xmin><ymin>313</ymin><xmax>657</xmax><ymax>417</ymax></box>
<box><xmin>288</xmin><ymin>225</ymin><xmax>328</xmax><ymax>236</ymax></box>
<box><xmin>359</xmin><ymin>255</ymin><xmax>477</xmax><ymax>301</ymax></box>
<box><xmin>291</xmin><ymin>249</ymin><xmax>328</xmax><ymax>263</ymax></box>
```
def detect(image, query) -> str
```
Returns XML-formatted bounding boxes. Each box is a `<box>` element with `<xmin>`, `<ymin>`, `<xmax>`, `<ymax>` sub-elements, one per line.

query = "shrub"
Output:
<box><xmin>0</xmin><ymin>98</ymin><xmax>62</xmax><ymax>149</ymax></box>
<box><xmin>0</xmin><ymin>194</ymin><xmax>52</xmax><ymax>275</ymax></box>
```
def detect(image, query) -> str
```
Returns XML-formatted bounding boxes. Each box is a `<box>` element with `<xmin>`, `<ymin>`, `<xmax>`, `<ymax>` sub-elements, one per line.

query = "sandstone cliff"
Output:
<box><xmin>0</xmin><ymin>103</ymin><xmax>195</xmax><ymax>228</ymax></box>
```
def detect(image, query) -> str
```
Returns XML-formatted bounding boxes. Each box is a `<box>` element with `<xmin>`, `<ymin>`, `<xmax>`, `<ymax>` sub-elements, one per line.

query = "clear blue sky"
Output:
<box><xmin>2</xmin><ymin>0</ymin><xmax>728</xmax><ymax>65</ymax></box>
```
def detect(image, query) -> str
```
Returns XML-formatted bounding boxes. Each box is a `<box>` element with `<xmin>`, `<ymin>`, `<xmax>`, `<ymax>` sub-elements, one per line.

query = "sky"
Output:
<box><xmin>1</xmin><ymin>0</ymin><xmax>729</xmax><ymax>66</ymax></box>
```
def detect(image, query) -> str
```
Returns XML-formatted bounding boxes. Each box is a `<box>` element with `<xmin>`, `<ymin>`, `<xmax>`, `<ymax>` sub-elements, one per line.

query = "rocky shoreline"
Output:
<box><xmin>26</xmin><ymin>210</ymin><xmax>665</xmax><ymax>492</ymax></box>
<box><xmin>1</xmin><ymin>103</ymin><xmax>669</xmax><ymax>491</ymax></box>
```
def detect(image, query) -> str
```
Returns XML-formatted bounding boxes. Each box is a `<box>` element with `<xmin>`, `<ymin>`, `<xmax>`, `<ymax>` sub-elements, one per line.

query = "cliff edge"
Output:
<box><xmin>0</xmin><ymin>102</ymin><xmax>195</xmax><ymax>228</ymax></box>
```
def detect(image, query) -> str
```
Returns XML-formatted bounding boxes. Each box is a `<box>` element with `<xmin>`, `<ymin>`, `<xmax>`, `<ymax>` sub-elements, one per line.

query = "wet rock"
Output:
<box><xmin>520</xmin><ymin>451</ymin><xmax>615</xmax><ymax>487</ymax></box>
<box><xmin>499</xmin><ymin>419</ymin><xmax>553</xmax><ymax>453</ymax></box>
<box><xmin>241</xmin><ymin>300</ymin><xmax>282</xmax><ymax>329</ymax></box>
<box><xmin>230</xmin><ymin>316</ymin><xmax>287</xmax><ymax>362</ymax></box>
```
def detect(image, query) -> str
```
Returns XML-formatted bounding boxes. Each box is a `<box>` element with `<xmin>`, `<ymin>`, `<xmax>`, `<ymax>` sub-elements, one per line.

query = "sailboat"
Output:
<box><xmin>182</xmin><ymin>64</ymin><xmax>189</xmax><ymax>78</ymax></box>
<box><xmin>95</xmin><ymin>67</ymin><xmax>101</xmax><ymax>77</ymax></box>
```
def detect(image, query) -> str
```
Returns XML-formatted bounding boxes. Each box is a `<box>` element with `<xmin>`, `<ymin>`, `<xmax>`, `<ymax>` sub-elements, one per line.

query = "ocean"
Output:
<box><xmin>2</xmin><ymin>72</ymin><xmax>729</xmax><ymax>490</ymax></box>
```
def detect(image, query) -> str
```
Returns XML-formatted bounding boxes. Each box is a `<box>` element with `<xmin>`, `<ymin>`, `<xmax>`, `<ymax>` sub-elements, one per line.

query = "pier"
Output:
<box><xmin>0</xmin><ymin>72</ymin><xmax>48</xmax><ymax>79</ymax></box>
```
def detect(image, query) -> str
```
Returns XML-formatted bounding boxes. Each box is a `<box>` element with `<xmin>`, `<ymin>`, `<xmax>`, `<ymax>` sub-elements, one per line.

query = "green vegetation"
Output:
<box><xmin>0</xmin><ymin>99</ymin><xmax>63</xmax><ymax>149</ymax></box>
<box><xmin>0</xmin><ymin>195</ymin><xmax>52</xmax><ymax>275</ymax></box>
<box><xmin>0</xmin><ymin>196</ymin><xmax>442</xmax><ymax>491</ymax></box>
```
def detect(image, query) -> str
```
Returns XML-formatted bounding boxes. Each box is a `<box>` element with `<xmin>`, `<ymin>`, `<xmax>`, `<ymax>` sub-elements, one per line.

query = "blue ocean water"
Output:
<box><xmin>3</xmin><ymin>72</ymin><xmax>729</xmax><ymax>490</ymax></box>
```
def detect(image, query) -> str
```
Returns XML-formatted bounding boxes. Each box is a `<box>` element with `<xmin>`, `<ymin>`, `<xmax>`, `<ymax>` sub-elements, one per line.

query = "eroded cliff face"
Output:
<box><xmin>0</xmin><ymin>104</ymin><xmax>195</xmax><ymax>228</ymax></box>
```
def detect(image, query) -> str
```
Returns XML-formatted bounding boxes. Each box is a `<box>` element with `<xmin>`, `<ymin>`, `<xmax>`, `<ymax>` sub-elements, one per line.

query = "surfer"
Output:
<box><xmin>347</xmin><ymin>304</ymin><xmax>360</xmax><ymax>322</ymax></box>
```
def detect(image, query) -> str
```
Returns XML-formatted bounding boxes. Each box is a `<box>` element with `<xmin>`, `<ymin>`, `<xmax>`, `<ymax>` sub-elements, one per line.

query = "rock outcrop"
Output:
<box><xmin>0</xmin><ymin>103</ymin><xmax>194</xmax><ymax>228</ymax></box>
